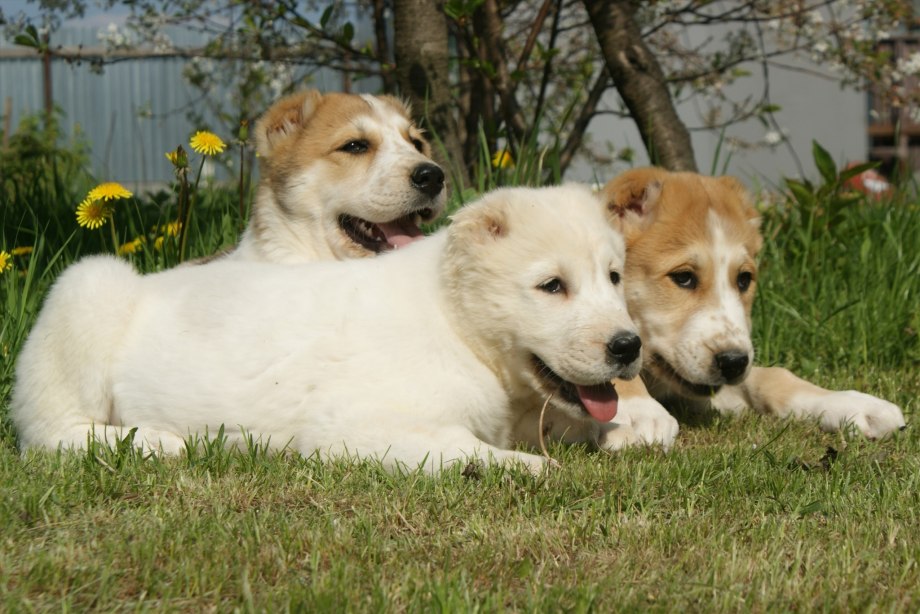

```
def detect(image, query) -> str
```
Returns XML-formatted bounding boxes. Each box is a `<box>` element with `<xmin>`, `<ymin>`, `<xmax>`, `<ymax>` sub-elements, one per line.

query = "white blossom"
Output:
<box><xmin>897</xmin><ymin>52</ymin><xmax>920</xmax><ymax>77</ymax></box>
<box><xmin>909</xmin><ymin>107</ymin><xmax>920</xmax><ymax>124</ymax></box>
<box><xmin>97</xmin><ymin>22</ymin><xmax>133</xmax><ymax>49</ymax></box>
<box><xmin>763</xmin><ymin>130</ymin><xmax>783</xmax><ymax>145</ymax></box>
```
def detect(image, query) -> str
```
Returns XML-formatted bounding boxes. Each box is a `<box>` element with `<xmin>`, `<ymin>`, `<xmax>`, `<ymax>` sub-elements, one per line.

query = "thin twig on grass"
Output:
<box><xmin>538</xmin><ymin>391</ymin><xmax>555</xmax><ymax>463</ymax></box>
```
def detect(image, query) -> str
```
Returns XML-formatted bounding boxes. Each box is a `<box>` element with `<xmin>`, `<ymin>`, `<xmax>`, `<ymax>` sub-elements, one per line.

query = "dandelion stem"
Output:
<box><xmin>192</xmin><ymin>156</ymin><xmax>206</xmax><ymax>194</ymax></box>
<box><xmin>108</xmin><ymin>216</ymin><xmax>119</xmax><ymax>256</ymax></box>
<box><xmin>175</xmin><ymin>169</ymin><xmax>189</xmax><ymax>264</ymax></box>
<box><xmin>238</xmin><ymin>141</ymin><xmax>245</xmax><ymax>232</ymax></box>
<box><xmin>179</xmin><ymin>157</ymin><xmax>206</xmax><ymax>262</ymax></box>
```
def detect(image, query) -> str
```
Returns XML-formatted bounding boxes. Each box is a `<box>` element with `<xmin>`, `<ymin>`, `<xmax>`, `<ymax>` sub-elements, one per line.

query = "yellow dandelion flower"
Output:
<box><xmin>118</xmin><ymin>236</ymin><xmax>146</xmax><ymax>256</ymax></box>
<box><xmin>76</xmin><ymin>198</ymin><xmax>113</xmax><ymax>230</ymax></box>
<box><xmin>11</xmin><ymin>246</ymin><xmax>33</xmax><ymax>256</ymax></box>
<box><xmin>0</xmin><ymin>251</ymin><xmax>11</xmax><ymax>273</ymax></box>
<box><xmin>87</xmin><ymin>182</ymin><xmax>133</xmax><ymax>201</ymax></box>
<box><xmin>491</xmin><ymin>149</ymin><xmax>514</xmax><ymax>169</ymax></box>
<box><xmin>154</xmin><ymin>236</ymin><xmax>165</xmax><ymax>251</ymax></box>
<box><xmin>164</xmin><ymin>220</ymin><xmax>182</xmax><ymax>237</ymax></box>
<box><xmin>190</xmin><ymin>130</ymin><xmax>226</xmax><ymax>156</ymax></box>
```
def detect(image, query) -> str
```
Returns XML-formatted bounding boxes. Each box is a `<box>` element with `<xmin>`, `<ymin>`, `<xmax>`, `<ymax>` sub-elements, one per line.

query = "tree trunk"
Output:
<box><xmin>393</xmin><ymin>0</ymin><xmax>471</xmax><ymax>188</ymax></box>
<box><xmin>473</xmin><ymin>0</ymin><xmax>528</xmax><ymax>145</ymax></box>
<box><xmin>583</xmin><ymin>0</ymin><xmax>697</xmax><ymax>172</ymax></box>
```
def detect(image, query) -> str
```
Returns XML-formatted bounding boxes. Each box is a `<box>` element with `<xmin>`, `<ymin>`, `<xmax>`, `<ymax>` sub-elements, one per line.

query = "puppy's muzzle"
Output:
<box><xmin>606</xmin><ymin>331</ymin><xmax>642</xmax><ymax>366</ymax></box>
<box><xmin>411</xmin><ymin>163</ymin><xmax>445</xmax><ymax>198</ymax></box>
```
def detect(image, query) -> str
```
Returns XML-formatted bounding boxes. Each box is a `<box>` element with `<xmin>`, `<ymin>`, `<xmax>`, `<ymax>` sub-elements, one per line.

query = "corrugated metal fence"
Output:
<box><xmin>0</xmin><ymin>25</ymin><xmax>353</xmax><ymax>190</ymax></box>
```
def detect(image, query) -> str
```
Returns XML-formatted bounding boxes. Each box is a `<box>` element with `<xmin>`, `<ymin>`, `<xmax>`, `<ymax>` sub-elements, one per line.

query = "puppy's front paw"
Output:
<box><xmin>812</xmin><ymin>391</ymin><xmax>906</xmax><ymax>439</ymax></box>
<box><xmin>135</xmin><ymin>428</ymin><xmax>189</xmax><ymax>456</ymax></box>
<box><xmin>599</xmin><ymin>398</ymin><xmax>679</xmax><ymax>451</ymax></box>
<box><xmin>630</xmin><ymin>398</ymin><xmax>680</xmax><ymax>450</ymax></box>
<box><xmin>501</xmin><ymin>450</ymin><xmax>552</xmax><ymax>475</ymax></box>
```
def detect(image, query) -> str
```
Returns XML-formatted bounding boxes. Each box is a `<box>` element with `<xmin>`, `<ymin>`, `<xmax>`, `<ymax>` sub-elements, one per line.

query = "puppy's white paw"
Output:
<box><xmin>598</xmin><ymin>412</ymin><xmax>637</xmax><ymax>451</ymax></box>
<box><xmin>134</xmin><ymin>428</ymin><xmax>188</xmax><ymax>455</ymax></box>
<box><xmin>599</xmin><ymin>398</ymin><xmax>679</xmax><ymax>451</ymax></box>
<box><xmin>629</xmin><ymin>398</ymin><xmax>680</xmax><ymax>450</ymax></box>
<box><xmin>806</xmin><ymin>391</ymin><xmax>906</xmax><ymax>439</ymax></box>
<box><xmin>496</xmin><ymin>450</ymin><xmax>551</xmax><ymax>475</ymax></box>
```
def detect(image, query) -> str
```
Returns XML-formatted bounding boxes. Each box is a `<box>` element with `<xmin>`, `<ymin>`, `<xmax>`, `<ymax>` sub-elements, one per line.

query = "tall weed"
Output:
<box><xmin>753</xmin><ymin>142</ymin><xmax>920</xmax><ymax>372</ymax></box>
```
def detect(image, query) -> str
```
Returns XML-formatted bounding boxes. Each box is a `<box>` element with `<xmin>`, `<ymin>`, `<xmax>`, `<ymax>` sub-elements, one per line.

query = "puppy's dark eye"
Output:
<box><xmin>669</xmin><ymin>271</ymin><xmax>697</xmax><ymax>290</ymax></box>
<box><xmin>339</xmin><ymin>139</ymin><xmax>369</xmax><ymax>154</ymax></box>
<box><xmin>538</xmin><ymin>278</ymin><xmax>565</xmax><ymax>295</ymax></box>
<box><xmin>410</xmin><ymin>137</ymin><xmax>425</xmax><ymax>153</ymax></box>
<box><xmin>609</xmin><ymin>271</ymin><xmax>621</xmax><ymax>286</ymax></box>
<box><xmin>737</xmin><ymin>271</ymin><xmax>753</xmax><ymax>293</ymax></box>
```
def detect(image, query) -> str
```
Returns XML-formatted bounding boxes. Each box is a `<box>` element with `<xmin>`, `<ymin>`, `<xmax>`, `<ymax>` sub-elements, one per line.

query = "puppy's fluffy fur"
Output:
<box><xmin>12</xmin><ymin>185</ymin><xmax>641</xmax><ymax>472</ymax></box>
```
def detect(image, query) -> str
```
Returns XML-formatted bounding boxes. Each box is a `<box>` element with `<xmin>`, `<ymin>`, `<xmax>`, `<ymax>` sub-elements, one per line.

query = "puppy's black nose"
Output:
<box><xmin>607</xmin><ymin>332</ymin><xmax>641</xmax><ymax>365</ymax></box>
<box><xmin>715</xmin><ymin>351</ymin><xmax>749</xmax><ymax>382</ymax></box>
<box><xmin>411</xmin><ymin>163</ymin><xmax>445</xmax><ymax>198</ymax></box>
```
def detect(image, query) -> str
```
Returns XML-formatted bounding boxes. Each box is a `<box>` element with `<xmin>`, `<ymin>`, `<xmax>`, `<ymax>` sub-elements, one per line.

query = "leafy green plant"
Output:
<box><xmin>754</xmin><ymin>141</ymin><xmax>920</xmax><ymax>372</ymax></box>
<box><xmin>0</xmin><ymin>110</ymin><xmax>92</xmax><ymax>205</ymax></box>
<box><xmin>782</xmin><ymin>141</ymin><xmax>878</xmax><ymax>244</ymax></box>
<box><xmin>1</xmin><ymin>110</ymin><xmax>95</xmax><ymax>253</ymax></box>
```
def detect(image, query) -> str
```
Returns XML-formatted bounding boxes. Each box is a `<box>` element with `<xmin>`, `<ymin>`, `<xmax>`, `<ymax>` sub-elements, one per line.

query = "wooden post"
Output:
<box><xmin>42</xmin><ymin>32</ymin><xmax>53</xmax><ymax>125</ymax></box>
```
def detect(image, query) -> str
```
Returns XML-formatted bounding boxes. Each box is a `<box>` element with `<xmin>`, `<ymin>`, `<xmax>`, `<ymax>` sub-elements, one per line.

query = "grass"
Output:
<box><xmin>0</xmin><ymin>131</ymin><xmax>918</xmax><ymax>609</ymax></box>
<box><xmin>1</xmin><ymin>417</ymin><xmax>918</xmax><ymax>610</ymax></box>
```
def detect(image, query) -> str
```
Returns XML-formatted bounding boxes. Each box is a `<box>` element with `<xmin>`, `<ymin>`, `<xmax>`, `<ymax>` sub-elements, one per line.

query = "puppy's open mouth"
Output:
<box><xmin>339</xmin><ymin>211</ymin><xmax>433</xmax><ymax>254</ymax></box>
<box><xmin>532</xmin><ymin>356</ymin><xmax>618</xmax><ymax>422</ymax></box>
<box><xmin>650</xmin><ymin>354</ymin><xmax>721</xmax><ymax>397</ymax></box>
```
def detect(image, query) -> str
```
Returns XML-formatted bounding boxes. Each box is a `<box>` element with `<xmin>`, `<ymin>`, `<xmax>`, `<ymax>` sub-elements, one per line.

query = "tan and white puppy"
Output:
<box><xmin>232</xmin><ymin>90</ymin><xmax>447</xmax><ymax>263</ymax></box>
<box><xmin>12</xmin><ymin>185</ymin><xmax>640</xmax><ymax>473</ymax></box>
<box><xmin>599</xmin><ymin>167</ymin><xmax>905</xmax><ymax>448</ymax></box>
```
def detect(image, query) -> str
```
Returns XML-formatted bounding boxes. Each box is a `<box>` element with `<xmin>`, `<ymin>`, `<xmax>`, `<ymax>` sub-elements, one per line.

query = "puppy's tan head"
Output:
<box><xmin>253</xmin><ymin>90</ymin><xmax>447</xmax><ymax>258</ymax></box>
<box><xmin>602</xmin><ymin>168</ymin><xmax>762</xmax><ymax>399</ymax></box>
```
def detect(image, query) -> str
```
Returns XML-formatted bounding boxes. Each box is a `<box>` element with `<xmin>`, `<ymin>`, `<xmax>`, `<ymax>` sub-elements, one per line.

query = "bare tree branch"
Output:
<box><xmin>558</xmin><ymin>69</ymin><xmax>610</xmax><ymax>173</ymax></box>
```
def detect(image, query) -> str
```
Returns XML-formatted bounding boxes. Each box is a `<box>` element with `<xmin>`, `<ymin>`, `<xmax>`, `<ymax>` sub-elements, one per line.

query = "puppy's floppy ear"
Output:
<box><xmin>602</xmin><ymin>167</ymin><xmax>667</xmax><ymax>230</ymax></box>
<box><xmin>254</xmin><ymin>90</ymin><xmax>323</xmax><ymax>157</ymax></box>
<box><xmin>448</xmin><ymin>197</ymin><xmax>509</xmax><ymax>245</ymax></box>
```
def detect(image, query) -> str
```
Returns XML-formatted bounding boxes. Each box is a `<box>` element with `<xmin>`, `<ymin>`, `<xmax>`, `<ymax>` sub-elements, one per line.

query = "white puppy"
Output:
<box><xmin>12</xmin><ymin>185</ymin><xmax>641</xmax><ymax>473</ymax></box>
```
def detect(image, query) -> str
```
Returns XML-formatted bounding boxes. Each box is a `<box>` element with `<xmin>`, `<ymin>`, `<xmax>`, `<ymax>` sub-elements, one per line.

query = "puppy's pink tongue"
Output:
<box><xmin>378</xmin><ymin>218</ymin><xmax>424</xmax><ymax>249</ymax></box>
<box><xmin>576</xmin><ymin>383</ymin><xmax>618</xmax><ymax>422</ymax></box>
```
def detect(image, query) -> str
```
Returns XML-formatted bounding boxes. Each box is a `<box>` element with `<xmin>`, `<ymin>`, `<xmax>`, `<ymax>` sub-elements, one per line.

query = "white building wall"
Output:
<box><xmin>570</xmin><ymin>29</ymin><xmax>869</xmax><ymax>187</ymax></box>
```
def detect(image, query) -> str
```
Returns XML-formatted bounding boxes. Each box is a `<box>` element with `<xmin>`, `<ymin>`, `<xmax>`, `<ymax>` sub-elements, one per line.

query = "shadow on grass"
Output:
<box><xmin>667</xmin><ymin>401</ymin><xmax>721</xmax><ymax>430</ymax></box>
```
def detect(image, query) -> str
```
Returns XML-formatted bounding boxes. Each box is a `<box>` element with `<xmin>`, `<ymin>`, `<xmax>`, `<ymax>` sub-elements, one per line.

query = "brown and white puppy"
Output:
<box><xmin>598</xmin><ymin>167</ymin><xmax>905</xmax><ymax>448</ymax></box>
<box><xmin>231</xmin><ymin>90</ymin><xmax>447</xmax><ymax>263</ymax></box>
